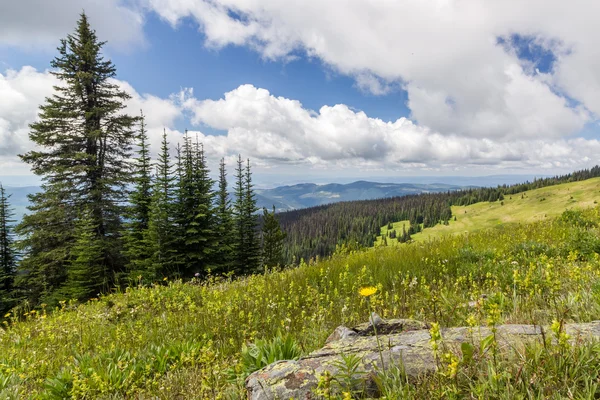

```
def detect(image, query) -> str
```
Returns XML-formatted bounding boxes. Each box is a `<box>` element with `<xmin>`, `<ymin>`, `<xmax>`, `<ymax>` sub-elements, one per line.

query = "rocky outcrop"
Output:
<box><xmin>245</xmin><ymin>316</ymin><xmax>600</xmax><ymax>400</ymax></box>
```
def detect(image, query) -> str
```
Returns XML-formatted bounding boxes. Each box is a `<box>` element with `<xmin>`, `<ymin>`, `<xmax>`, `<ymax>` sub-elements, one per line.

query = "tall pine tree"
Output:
<box><xmin>213</xmin><ymin>158</ymin><xmax>235</xmax><ymax>274</ymax></box>
<box><xmin>147</xmin><ymin>130</ymin><xmax>176</xmax><ymax>280</ymax></box>
<box><xmin>233</xmin><ymin>155</ymin><xmax>246</xmax><ymax>274</ymax></box>
<box><xmin>0</xmin><ymin>184</ymin><xmax>17</xmax><ymax>314</ymax></box>
<box><xmin>59</xmin><ymin>208</ymin><xmax>104</xmax><ymax>301</ymax></box>
<box><xmin>17</xmin><ymin>13</ymin><xmax>137</xmax><ymax>304</ymax></box>
<box><xmin>261</xmin><ymin>206</ymin><xmax>286</xmax><ymax>269</ymax></box>
<box><xmin>243</xmin><ymin>159</ymin><xmax>261</xmax><ymax>272</ymax></box>
<box><xmin>233</xmin><ymin>156</ymin><xmax>261</xmax><ymax>273</ymax></box>
<box><xmin>122</xmin><ymin>111</ymin><xmax>153</xmax><ymax>281</ymax></box>
<box><xmin>173</xmin><ymin>134</ymin><xmax>217</xmax><ymax>277</ymax></box>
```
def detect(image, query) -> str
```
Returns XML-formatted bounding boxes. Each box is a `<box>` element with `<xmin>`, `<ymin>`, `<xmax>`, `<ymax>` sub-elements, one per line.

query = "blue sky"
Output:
<box><xmin>1</xmin><ymin>0</ymin><xmax>600</xmax><ymax>187</ymax></box>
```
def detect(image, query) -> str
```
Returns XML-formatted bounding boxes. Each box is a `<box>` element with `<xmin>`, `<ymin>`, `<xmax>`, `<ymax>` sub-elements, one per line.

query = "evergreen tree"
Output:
<box><xmin>122</xmin><ymin>111</ymin><xmax>153</xmax><ymax>280</ymax></box>
<box><xmin>17</xmin><ymin>13</ymin><xmax>137</xmax><ymax>304</ymax></box>
<box><xmin>233</xmin><ymin>155</ymin><xmax>246</xmax><ymax>273</ymax></box>
<box><xmin>147</xmin><ymin>130</ymin><xmax>176</xmax><ymax>279</ymax></box>
<box><xmin>213</xmin><ymin>158</ymin><xmax>235</xmax><ymax>274</ymax></box>
<box><xmin>0</xmin><ymin>185</ymin><xmax>17</xmax><ymax>313</ymax></box>
<box><xmin>261</xmin><ymin>206</ymin><xmax>286</xmax><ymax>269</ymax></box>
<box><xmin>233</xmin><ymin>156</ymin><xmax>260</xmax><ymax>274</ymax></box>
<box><xmin>190</xmin><ymin>140</ymin><xmax>218</xmax><ymax>275</ymax></box>
<box><xmin>173</xmin><ymin>135</ymin><xmax>216</xmax><ymax>277</ymax></box>
<box><xmin>242</xmin><ymin>159</ymin><xmax>261</xmax><ymax>272</ymax></box>
<box><xmin>60</xmin><ymin>208</ymin><xmax>104</xmax><ymax>301</ymax></box>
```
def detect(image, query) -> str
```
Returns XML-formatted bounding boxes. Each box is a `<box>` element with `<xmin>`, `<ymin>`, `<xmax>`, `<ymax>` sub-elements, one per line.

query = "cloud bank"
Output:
<box><xmin>3</xmin><ymin>0</ymin><xmax>600</xmax><ymax>177</ymax></box>
<box><xmin>146</xmin><ymin>0</ymin><xmax>600</xmax><ymax>140</ymax></box>
<box><xmin>0</xmin><ymin>0</ymin><xmax>144</xmax><ymax>51</ymax></box>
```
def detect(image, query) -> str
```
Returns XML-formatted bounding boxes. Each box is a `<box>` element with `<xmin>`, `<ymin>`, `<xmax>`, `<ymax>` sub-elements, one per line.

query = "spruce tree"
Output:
<box><xmin>173</xmin><ymin>134</ymin><xmax>216</xmax><ymax>277</ymax></box>
<box><xmin>261</xmin><ymin>206</ymin><xmax>286</xmax><ymax>269</ymax></box>
<box><xmin>147</xmin><ymin>130</ymin><xmax>176</xmax><ymax>279</ymax></box>
<box><xmin>17</xmin><ymin>13</ymin><xmax>137</xmax><ymax>304</ymax></box>
<box><xmin>242</xmin><ymin>159</ymin><xmax>261</xmax><ymax>272</ymax></box>
<box><xmin>122</xmin><ymin>111</ymin><xmax>153</xmax><ymax>281</ymax></box>
<box><xmin>0</xmin><ymin>184</ymin><xmax>17</xmax><ymax>313</ymax></box>
<box><xmin>60</xmin><ymin>208</ymin><xmax>104</xmax><ymax>301</ymax></box>
<box><xmin>190</xmin><ymin>139</ymin><xmax>217</xmax><ymax>275</ymax></box>
<box><xmin>233</xmin><ymin>155</ymin><xmax>246</xmax><ymax>274</ymax></box>
<box><xmin>213</xmin><ymin>158</ymin><xmax>235</xmax><ymax>274</ymax></box>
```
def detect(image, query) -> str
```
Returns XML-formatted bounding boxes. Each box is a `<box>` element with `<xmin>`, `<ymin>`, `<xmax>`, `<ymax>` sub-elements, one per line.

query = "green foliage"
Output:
<box><xmin>122</xmin><ymin>112</ymin><xmax>153</xmax><ymax>281</ymax></box>
<box><xmin>0</xmin><ymin>207</ymin><xmax>599</xmax><ymax>397</ymax></box>
<box><xmin>0</xmin><ymin>184</ymin><xmax>16</xmax><ymax>314</ymax></box>
<box><xmin>261</xmin><ymin>206</ymin><xmax>286</xmax><ymax>268</ymax></box>
<box><xmin>59</xmin><ymin>208</ymin><xmax>106</xmax><ymax>302</ymax></box>
<box><xmin>213</xmin><ymin>158</ymin><xmax>236</xmax><ymax>274</ymax></box>
<box><xmin>236</xmin><ymin>333</ymin><xmax>302</xmax><ymax>379</ymax></box>
<box><xmin>16</xmin><ymin>13</ymin><xmax>137</xmax><ymax>306</ymax></box>
<box><xmin>561</xmin><ymin>209</ymin><xmax>598</xmax><ymax>229</ymax></box>
<box><xmin>233</xmin><ymin>156</ymin><xmax>261</xmax><ymax>274</ymax></box>
<box><xmin>329</xmin><ymin>353</ymin><xmax>368</xmax><ymax>396</ymax></box>
<box><xmin>279</xmin><ymin>166</ymin><xmax>600</xmax><ymax>263</ymax></box>
<box><xmin>173</xmin><ymin>135</ymin><xmax>218</xmax><ymax>277</ymax></box>
<box><xmin>146</xmin><ymin>129</ymin><xmax>177</xmax><ymax>280</ymax></box>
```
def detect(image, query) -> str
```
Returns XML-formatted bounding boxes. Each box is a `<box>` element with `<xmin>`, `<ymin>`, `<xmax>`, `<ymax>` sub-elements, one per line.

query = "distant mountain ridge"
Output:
<box><xmin>255</xmin><ymin>181</ymin><xmax>464</xmax><ymax>210</ymax></box>
<box><xmin>4</xmin><ymin>181</ymin><xmax>465</xmax><ymax>223</ymax></box>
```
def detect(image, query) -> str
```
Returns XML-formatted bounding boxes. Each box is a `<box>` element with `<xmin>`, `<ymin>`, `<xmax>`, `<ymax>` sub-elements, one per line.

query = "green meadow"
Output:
<box><xmin>2</xmin><ymin>183</ymin><xmax>600</xmax><ymax>398</ymax></box>
<box><xmin>377</xmin><ymin>177</ymin><xmax>600</xmax><ymax>245</ymax></box>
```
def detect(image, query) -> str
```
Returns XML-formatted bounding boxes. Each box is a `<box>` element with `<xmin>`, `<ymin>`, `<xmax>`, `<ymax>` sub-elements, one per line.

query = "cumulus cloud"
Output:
<box><xmin>145</xmin><ymin>0</ymin><xmax>600</xmax><ymax>140</ymax></box>
<box><xmin>0</xmin><ymin>67</ymin><xmax>183</xmax><ymax>175</ymax></box>
<box><xmin>0</xmin><ymin>67</ymin><xmax>58</xmax><ymax>174</ymax></box>
<box><xmin>1</xmin><ymin>68</ymin><xmax>598</xmax><ymax>179</ymax></box>
<box><xmin>181</xmin><ymin>84</ymin><xmax>600</xmax><ymax>172</ymax></box>
<box><xmin>0</xmin><ymin>0</ymin><xmax>144</xmax><ymax>50</ymax></box>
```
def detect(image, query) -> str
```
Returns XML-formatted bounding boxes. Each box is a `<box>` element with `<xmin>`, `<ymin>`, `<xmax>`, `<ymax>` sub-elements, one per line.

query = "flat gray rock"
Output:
<box><xmin>246</xmin><ymin>320</ymin><xmax>600</xmax><ymax>399</ymax></box>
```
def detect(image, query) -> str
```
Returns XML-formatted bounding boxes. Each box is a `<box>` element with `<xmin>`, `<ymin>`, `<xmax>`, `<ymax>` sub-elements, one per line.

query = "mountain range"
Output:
<box><xmin>4</xmin><ymin>181</ymin><xmax>464</xmax><ymax>222</ymax></box>
<box><xmin>255</xmin><ymin>181</ymin><xmax>464</xmax><ymax>211</ymax></box>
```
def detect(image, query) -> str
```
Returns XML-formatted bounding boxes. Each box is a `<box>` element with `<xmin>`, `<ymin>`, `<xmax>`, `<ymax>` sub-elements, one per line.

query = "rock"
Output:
<box><xmin>325</xmin><ymin>326</ymin><xmax>357</xmax><ymax>344</ymax></box>
<box><xmin>353</xmin><ymin>315</ymin><xmax>430</xmax><ymax>336</ymax></box>
<box><xmin>245</xmin><ymin>320</ymin><xmax>600</xmax><ymax>399</ymax></box>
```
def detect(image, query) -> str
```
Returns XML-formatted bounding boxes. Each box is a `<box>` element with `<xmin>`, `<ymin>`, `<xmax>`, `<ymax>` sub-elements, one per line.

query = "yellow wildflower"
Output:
<box><xmin>359</xmin><ymin>286</ymin><xmax>377</xmax><ymax>297</ymax></box>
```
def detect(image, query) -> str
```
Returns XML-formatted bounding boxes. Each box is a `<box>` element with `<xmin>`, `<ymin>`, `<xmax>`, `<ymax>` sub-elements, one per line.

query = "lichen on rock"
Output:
<box><xmin>245</xmin><ymin>317</ymin><xmax>600</xmax><ymax>399</ymax></box>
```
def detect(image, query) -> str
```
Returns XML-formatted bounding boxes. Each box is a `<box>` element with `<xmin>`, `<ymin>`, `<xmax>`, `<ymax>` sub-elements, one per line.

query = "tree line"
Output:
<box><xmin>0</xmin><ymin>14</ymin><xmax>286</xmax><ymax>314</ymax></box>
<box><xmin>277</xmin><ymin>166</ymin><xmax>600</xmax><ymax>263</ymax></box>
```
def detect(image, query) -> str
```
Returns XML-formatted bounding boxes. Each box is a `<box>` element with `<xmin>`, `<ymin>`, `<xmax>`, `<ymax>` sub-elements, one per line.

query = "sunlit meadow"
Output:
<box><xmin>1</xmin><ymin>207</ymin><xmax>600</xmax><ymax>398</ymax></box>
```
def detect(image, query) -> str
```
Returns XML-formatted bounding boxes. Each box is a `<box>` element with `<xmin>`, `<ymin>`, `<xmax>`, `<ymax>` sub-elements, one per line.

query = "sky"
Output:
<box><xmin>1</xmin><ymin>0</ymin><xmax>600</xmax><ymax>187</ymax></box>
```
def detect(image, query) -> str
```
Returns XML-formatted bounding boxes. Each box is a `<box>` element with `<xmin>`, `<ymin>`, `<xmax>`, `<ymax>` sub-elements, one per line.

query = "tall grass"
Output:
<box><xmin>1</xmin><ymin>207</ymin><xmax>599</xmax><ymax>398</ymax></box>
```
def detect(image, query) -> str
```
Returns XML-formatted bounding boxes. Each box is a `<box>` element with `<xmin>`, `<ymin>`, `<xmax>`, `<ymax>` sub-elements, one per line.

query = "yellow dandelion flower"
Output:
<box><xmin>359</xmin><ymin>286</ymin><xmax>377</xmax><ymax>297</ymax></box>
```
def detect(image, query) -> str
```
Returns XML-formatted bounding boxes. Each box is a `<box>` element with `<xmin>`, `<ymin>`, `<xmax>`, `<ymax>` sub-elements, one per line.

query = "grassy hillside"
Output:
<box><xmin>377</xmin><ymin>177</ymin><xmax>600</xmax><ymax>245</ymax></box>
<box><xmin>1</xmin><ymin>206</ymin><xmax>600</xmax><ymax>398</ymax></box>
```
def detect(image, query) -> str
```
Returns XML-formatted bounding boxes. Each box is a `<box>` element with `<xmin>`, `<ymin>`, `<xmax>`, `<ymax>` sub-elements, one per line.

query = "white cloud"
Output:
<box><xmin>145</xmin><ymin>0</ymin><xmax>600</xmax><ymax>140</ymax></box>
<box><xmin>182</xmin><ymin>84</ymin><xmax>600</xmax><ymax>172</ymax></box>
<box><xmin>0</xmin><ymin>67</ymin><xmax>183</xmax><ymax>175</ymax></box>
<box><xmin>0</xmin><ymin>67</ymin><xmax>57</xmax><ymax>174</ymax></box>
<box><xmin>1</xmin><ymin>67</ymin><xmax>598</xmax><ymax>181</ymax></box>
<box><xmin>0</xmin><ymin>0</ymin><xmax>144</xmax><ymax>50</ymax></box>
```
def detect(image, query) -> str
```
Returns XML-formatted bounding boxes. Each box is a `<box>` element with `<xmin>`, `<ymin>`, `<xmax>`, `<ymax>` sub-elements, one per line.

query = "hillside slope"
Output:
<box><xmin>378</xmin><ymin>177</ymin><xmax>600</xmax><ymax>244</ymax></box>
<box><xmin>1</xmin><ymin>207</ymin><xmax>600</xmax><ymax>398</ymax></box>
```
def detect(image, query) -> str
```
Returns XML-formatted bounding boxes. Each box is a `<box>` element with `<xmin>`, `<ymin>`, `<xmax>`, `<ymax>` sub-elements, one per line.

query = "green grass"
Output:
<box><xmin>381</xmin><ymin>177</ymin><xmax>600</xmax><ymax>244</ymax></box>
<box><xmin>1</xmin><ymin>205</ymin><xmax>600</xmax><ymax>398</ymax></box>
<box><xmin>376</xmin><ymin>220</ymin><xmax>410</xmax><ymax>245</ymax></box>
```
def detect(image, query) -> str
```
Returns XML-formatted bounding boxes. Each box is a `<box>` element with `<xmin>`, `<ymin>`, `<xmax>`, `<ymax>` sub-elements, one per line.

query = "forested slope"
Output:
<box><xmin>279</xmin><ymin>166</ymin><xmax>600</xmax><ymax>262</ymax></box>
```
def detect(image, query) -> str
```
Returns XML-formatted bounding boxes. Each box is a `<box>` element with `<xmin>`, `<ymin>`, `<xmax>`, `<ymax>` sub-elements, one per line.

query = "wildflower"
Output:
<box><xmin>430</xmin><ymin>322</ymin><xmax>442</xmax><ymax>355</ymax></box>
<box><xmin>359</xmin><ymin>286</ymin><xmax>377</xmax><ymax>297</ymax></box>
<box><xmin>466</xmin><ymin>314</ymin><xmax>477</xmax><ymax>327</ymax></box>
